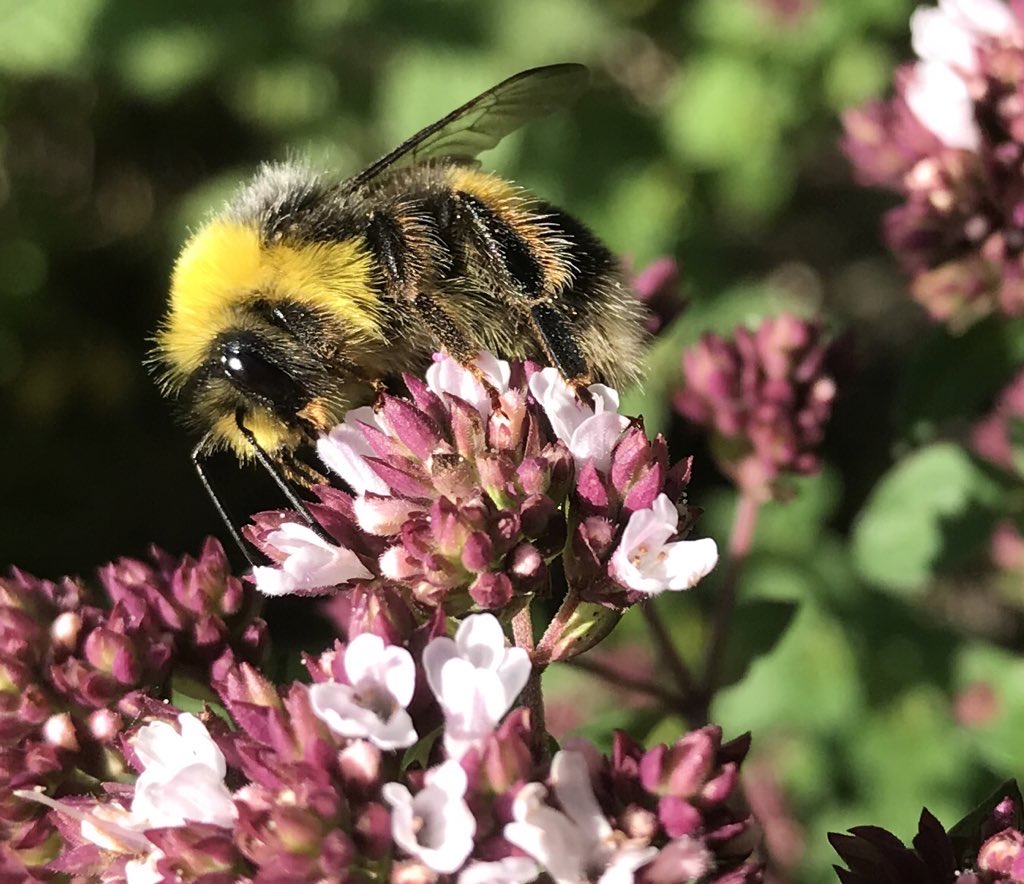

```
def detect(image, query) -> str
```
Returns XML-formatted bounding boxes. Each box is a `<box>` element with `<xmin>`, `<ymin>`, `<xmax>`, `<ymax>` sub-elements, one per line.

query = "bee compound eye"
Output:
<box><xmin>218</xmin><ymin>340</ymin><xmax>303</xmax><ymax>407</ymax></box>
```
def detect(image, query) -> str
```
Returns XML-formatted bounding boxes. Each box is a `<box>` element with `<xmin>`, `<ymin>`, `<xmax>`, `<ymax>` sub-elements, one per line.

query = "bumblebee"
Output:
<box><xmin>152</xmin><ymin>64</ymin><xmax>647</xmax><ymax>548</ymax></box>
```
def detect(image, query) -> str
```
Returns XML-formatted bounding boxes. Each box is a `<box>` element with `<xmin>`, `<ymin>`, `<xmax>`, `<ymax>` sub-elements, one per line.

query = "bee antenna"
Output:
<box><xmin>190</xmin><ymin>441</ymin><xmax>266</xmax><ymax>570</ymax></box>
<box><xmin>233</xmin><ymin>409</ymin><xmax>333</xmax><ymax>544</ymax></box>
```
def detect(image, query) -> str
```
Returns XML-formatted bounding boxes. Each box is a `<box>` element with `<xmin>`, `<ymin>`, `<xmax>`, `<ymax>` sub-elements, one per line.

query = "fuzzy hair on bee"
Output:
<box><xmin>152</xmin><ymin>64</ymin><xmax>648</xmax><ymax>470</ymax></box>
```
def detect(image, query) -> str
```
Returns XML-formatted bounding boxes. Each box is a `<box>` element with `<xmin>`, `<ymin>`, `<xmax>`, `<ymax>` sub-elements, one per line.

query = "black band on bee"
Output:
<box><xmin>364</xmin><ymin>212</ymin><xmax>409</xmax><ymax>287</ymax></box>
<box><xmin>455</xmin><ymin>192</ymin><xmax>545</xmax><ymax>296</ymax></box>
<box><xmin>529</xmin><ymin>302</ymin><xmax>590</xmax><ymax>382</ymax></box>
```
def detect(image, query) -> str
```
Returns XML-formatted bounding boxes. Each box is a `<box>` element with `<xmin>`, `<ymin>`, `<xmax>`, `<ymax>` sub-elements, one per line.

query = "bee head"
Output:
<box><xmin>153</xmin><ymin>217</ymin><xmax>387</xmax><ymax>460</ymax></box>
<box><xmin>156</xmin><ymin>304</ymin><xmax>365</xmax><ymax>461</ymax></box>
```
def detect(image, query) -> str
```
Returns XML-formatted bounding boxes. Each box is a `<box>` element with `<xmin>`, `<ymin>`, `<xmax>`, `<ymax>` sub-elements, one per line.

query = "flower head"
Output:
<box><xmin>506</xmin><ymin>750</ymin><xmax>658</xmax><ymax>884</ymax></box>
<box><xmin>609</xmin><ymin>494</ymin><xmax>719</xmax><ymax>595</ymax></box>
<box><xmin>249</xmin><ymin>352</ymin><xmax>711</xmax><ymax>622</ymax></box>
<box><xmin>675</xmin><ymin>315</ymin><xmax>837</xmax><ymax>499</ymax></box>
<box><xmin>843</xmin><ymin>0</ymin><xmax>1024</xmax><ymax>326</ymax></box>
<box><xmin>309</xmin><ymin>632</ymin><xmax>418</xmax><ymax>750</ymax></box>
<box><xmin>423</xmin><ymin>613</ymin><xmax>531</xmax><ymax>759</ymax></box>
<box><xmin>253</xmin><ymin>520</ymin><xmax>373</xmax><ymax>596</ymax></box>
<box><xmin>129</xmin><ymin>713</ymin><xmax>236</xmax><ymax>829</ymax></box>
<box><xmin>0</xmin><ymin>541</ymin><xmax>264</xmax><ymax>870</ymax></box>
<box><xmin>383</xmin><ymin>759</ymin><xmax>476</xmax><ymax>873</ymax></box>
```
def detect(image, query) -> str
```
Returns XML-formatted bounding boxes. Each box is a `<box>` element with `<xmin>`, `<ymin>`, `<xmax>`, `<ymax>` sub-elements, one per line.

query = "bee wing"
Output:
<box><xmin>342</xmin><ymin>63</ymin><xmax>590</xmax><ymax>192</ymax></box>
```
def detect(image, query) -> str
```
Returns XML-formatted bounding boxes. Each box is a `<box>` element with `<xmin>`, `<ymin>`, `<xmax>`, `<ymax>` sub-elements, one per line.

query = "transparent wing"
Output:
<box><xmin>342</xmin><ymin>63</ymin><xmax>590</xmax><ymax>192</ymax></box>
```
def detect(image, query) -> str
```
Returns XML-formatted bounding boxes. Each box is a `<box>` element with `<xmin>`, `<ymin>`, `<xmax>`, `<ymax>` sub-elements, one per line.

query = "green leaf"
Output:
<box><xmin>848</xmin><ymin>685</ymin><xmax>968</xmax><ymax>837</ymax></box>
<box><xmin>716</xmin><ymin>598</ymin><xmax>800</xmax><ymax>690</ymax></box>
<box><xmin>948</xmin><ymin>779</ymin><xmax>1024</xmax><ymax>864</ymax></box>
<box><xmin>852</xmin><ymin>443</ymin><xmax>1003</xmax><ymax>595</ymax></box>
<box><xmin>401</xmin><ymin>725</ymin><xmax>441</xmax><ymax>772</ymax></box>
<box><xmin>713</xmin><ymin>601</ymin><xmax>862</xmax><ymax>735</ymax></box>
<box><xmin>170</xmin><ymin>673</ymin><xmax>233</xmax><ymax>728</ymax></box>
<box><xmin>894</xmin><ymin>317</ymin><xmax>1024</xmax><ymax>444</ymax></box>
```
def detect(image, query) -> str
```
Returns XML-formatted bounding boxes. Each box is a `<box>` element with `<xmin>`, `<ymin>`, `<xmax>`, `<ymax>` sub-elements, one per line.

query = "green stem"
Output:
<box><xmin>640</xmin><ymin>600</ymin><xmax>697</xmax><ymax>700</ymax></box>
<box><xmin>702</xmin><ymin>491</ymin><xmax>761</xmax><ymax>705</ymax></box>
<box><xmin>566</xmin><ymin>655</ymin><xmax>687</xmax><ymax>708</ymax></box>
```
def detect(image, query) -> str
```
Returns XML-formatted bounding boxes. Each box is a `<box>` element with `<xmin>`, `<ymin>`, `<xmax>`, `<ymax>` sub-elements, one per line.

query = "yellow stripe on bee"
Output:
<box><xmin>158</xmin><ymin>219</ymin><xmax>380</xmax><ymax>378</ymax></box>
<box><xmin>447</xmin><ymin>166</ymin><xmax>523</xmax><ymax>204</ymax></box>
<box><xmin>213</xmin><ymin>408</ymin><xmax>300</xmax><ymax>460</ymax></box>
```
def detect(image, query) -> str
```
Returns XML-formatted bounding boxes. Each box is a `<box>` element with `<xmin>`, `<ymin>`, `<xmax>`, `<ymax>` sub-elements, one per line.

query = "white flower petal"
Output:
<box><xmin>506</xmin><ymin>783</ymin><xmax>588</xmax><ymax>884</ymax></box>
<box><xmin>458</xmin><ymin>857</ymin><xmax>540</xmax><ymax>884</ymax></box>
<box><xmin>125</xmin><ymin>852</ymin><xmax>165</xmax><ymax>884</ymax></box>
<box><xmin>660</xmin><ymin>537</ymin><xmax>720</xmax><ymax>590</ymax></box>
<box><xmin>426</xmin><ymin>351</ymin><xmax>513</xmax><ymax>419</ymax></box>
<box><xmin>384</xmin><ymin>760</ymin><xmax>475</xmax><ymax>874</ymax></box>
<box><xmin>133</xmin><ymin>762</ymin><xmax>237</xmax><ymax>829</ymax></box>
<box><xmin>424</xmin><ymin>615</ymin><xmax>530</xmax><ymax>759</ymax></box>
<box><xmin>528</xmin><ymin>368</ymin><xmax>593</xmax><ymax>442</ymax></box>
<box><xmin>343</xmin><ymin>633</ymin><xmax>386</xmax><ymax>685</ymax></box>
<box><xmin>131</xmin><ymin>714</ymin><xmax>226</xmax><ymax>783</ymax></box>
<box><xmin>609</xmin><ymin>493</ymin><xmax>718</xmax><ymax>595</ymax></box>
<box><xmin>353</xmin><ymin>494</ymin><xmax>421</xmax><ymax>535</ymax></box>
<box><xmin>308</xmin><ymin>681</ymin><xmax>418</xmax><ymax>750</ymax></box>
<box><xmin>317</xmin><ymin>407</ymin><xmax>391</xmax><ymax>496</ymax></box>
<box><xmin>569</xmin><ymin>412</ymin><xmax>629</xmax><ymax>473</ymax></box>
<box><xmin>454</xmin><ymin>612</ymin><xmax>507</xmax><ymax>669</ymax></box>
<box><xmin>551</xmin><ymin>751</ymin><xmax>613</xmax><ymax>845</ymax></box>
<box><xmin>942</xmin><ymin>0</ymin><xmax>1018</xmax><ymax>37</ymax></box>
<box><xmin>910</xmin><ymin>6</ymin><xmax>978</xmax><ymax>69</ymax></box>
<box><xmin>587</xmin><ymin>383</ymin><xmax>621</xmax><ymax>414</ymax></box>
<box><xmin>495</xmin><ymin>648</ymin><xmax>531</xmax><ymax>706</ymax></box>
<box><xmin>905</xmin><ymin>60</ymin><xmax>981</xmax><ymax>151</ymax></box>
<box><xmin>254</xmin><ymin>522</ymin><xmax>372</xmax><ymax>596</ymax></box>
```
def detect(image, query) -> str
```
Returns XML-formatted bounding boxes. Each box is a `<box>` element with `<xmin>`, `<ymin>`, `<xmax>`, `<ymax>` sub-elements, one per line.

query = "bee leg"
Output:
<box><xmin>412</xmin><ymin>290</ymin><xmax>479</xmax><ymax>364</ymax></box>
<box><xmin>234</xmin><ymin>409</ymin><xmax>333</xmax><ymax>543</ymax></box>
<box><xmin>527</xmin><ymin>302</ymin><xmax>593</xmax><ymax>386</ymax></box>
<box><xmin>191</xmin><ymin>442</ymin><xmax>268</xmax><ymax>569</ymax></box>
<box><xmin>451</xmin><ymin>191</ymin><xmax>594</xmax><ymax>385</ymax></box>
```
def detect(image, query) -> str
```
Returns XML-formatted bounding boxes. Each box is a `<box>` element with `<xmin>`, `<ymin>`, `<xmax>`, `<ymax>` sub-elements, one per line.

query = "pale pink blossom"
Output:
<box><xmin>426</xmin><ymin>351</ymin><xmax>513</xmax><ymax>419</ymax></box>
<box><xmin>458</xmin><ymin>857</ymin><xmax>540</xmax><ymax>884</ymax></box>
<box><xmin>352</xmin><ymin>494</ymin><xmax>423</xmax><ymax>535</ymax></box>
<box><xmin>905</xmin><ymin>0</ymin><xmax>1021</xmax><ymax>149</ymax></box>
<box><xmin>125</xmin><ymin>852</ymin><xmax>165</xmax><ymax>884</ymax></box>
<box><xmin>252</xmin><ymin>521</ymin><xmax>371</xmax><ymax>596</ymax></box>
<box><xmin>317</xmin><ymin>405</ymin><xmax>392</xmax><ymax>495</ymax></box>
<box><xmin>423</xmin><ymin>613</ymin><xmax>531</xmax><ymax>759</ymax></box>
<box><xmin>609</xmin><ymin>493</ymin><xmax>718</xmax><ymax>594</ymax></box>
<box><xmin>528</xmin><ymin>367</ymin><xmax>628</xmax><ymax>472</ymax></box>
<box><xmin>382</xmin><ymin>759</ymin><xmax>476</xmax><ymax>874</ymax></box>
<box><xmin>904</xmin><ymin>59</ymin><xmax>981</xmax><ymax>150</ymax></box>
<box><xmin>130</xmin><ymin>713</ymin><xmax>237</xmax><ymax>829</ymax></box>
<box><xmin>910</xmin><ymin>5</ymin><xmax>981</xmax><ymax>70</ymax></box>
<box><xmin>505</xmin><ymin>750</ymin><xmax>657</xmax><ymax>884</ymax></box>
<box><xmin>16</xmin><ymin>713</ymin><xmax>236</xmax><ymax>870</ymax></box>
<box><xmin>308</xmin><ymin>633</ymin><xmax>418</xmax><ymax>750</ymax></box>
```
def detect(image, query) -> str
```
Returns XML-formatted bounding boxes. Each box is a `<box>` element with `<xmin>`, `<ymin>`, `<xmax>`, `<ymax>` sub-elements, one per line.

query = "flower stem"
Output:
<box><xmin>640</xmin><ymin>600</ymin><xmax>697</xmax><ymax>700</ymax></box>
<box><xmin>513</xmin><ymin>602</ymin><xmax>548</xmax><ymax>760</ymax></box>
<box><xmin>702</xmin><ymin>491</ymin><xmax>761</xmax><ymax>704</ymax></box>
<box><xmin>512</xmin><ymin>600</ymin><xmax>535</xmax><ymax>652</ymax></box>
<box><xmin>533</xmin><ymin>585</ymin><xmax>580</xmax><ymax>666</ymax></box>
<box><xmin>566</xmin><ymin>655</ymin><xmax>687</xmax><ymax>708</ymax></box>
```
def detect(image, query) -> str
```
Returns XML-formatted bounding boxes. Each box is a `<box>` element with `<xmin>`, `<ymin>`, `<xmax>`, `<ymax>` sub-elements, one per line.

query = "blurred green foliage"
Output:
<box><xmin>9</xmin><ymin>0</ymin><xmax>1024</xmax><ymax>880</ymax></box>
